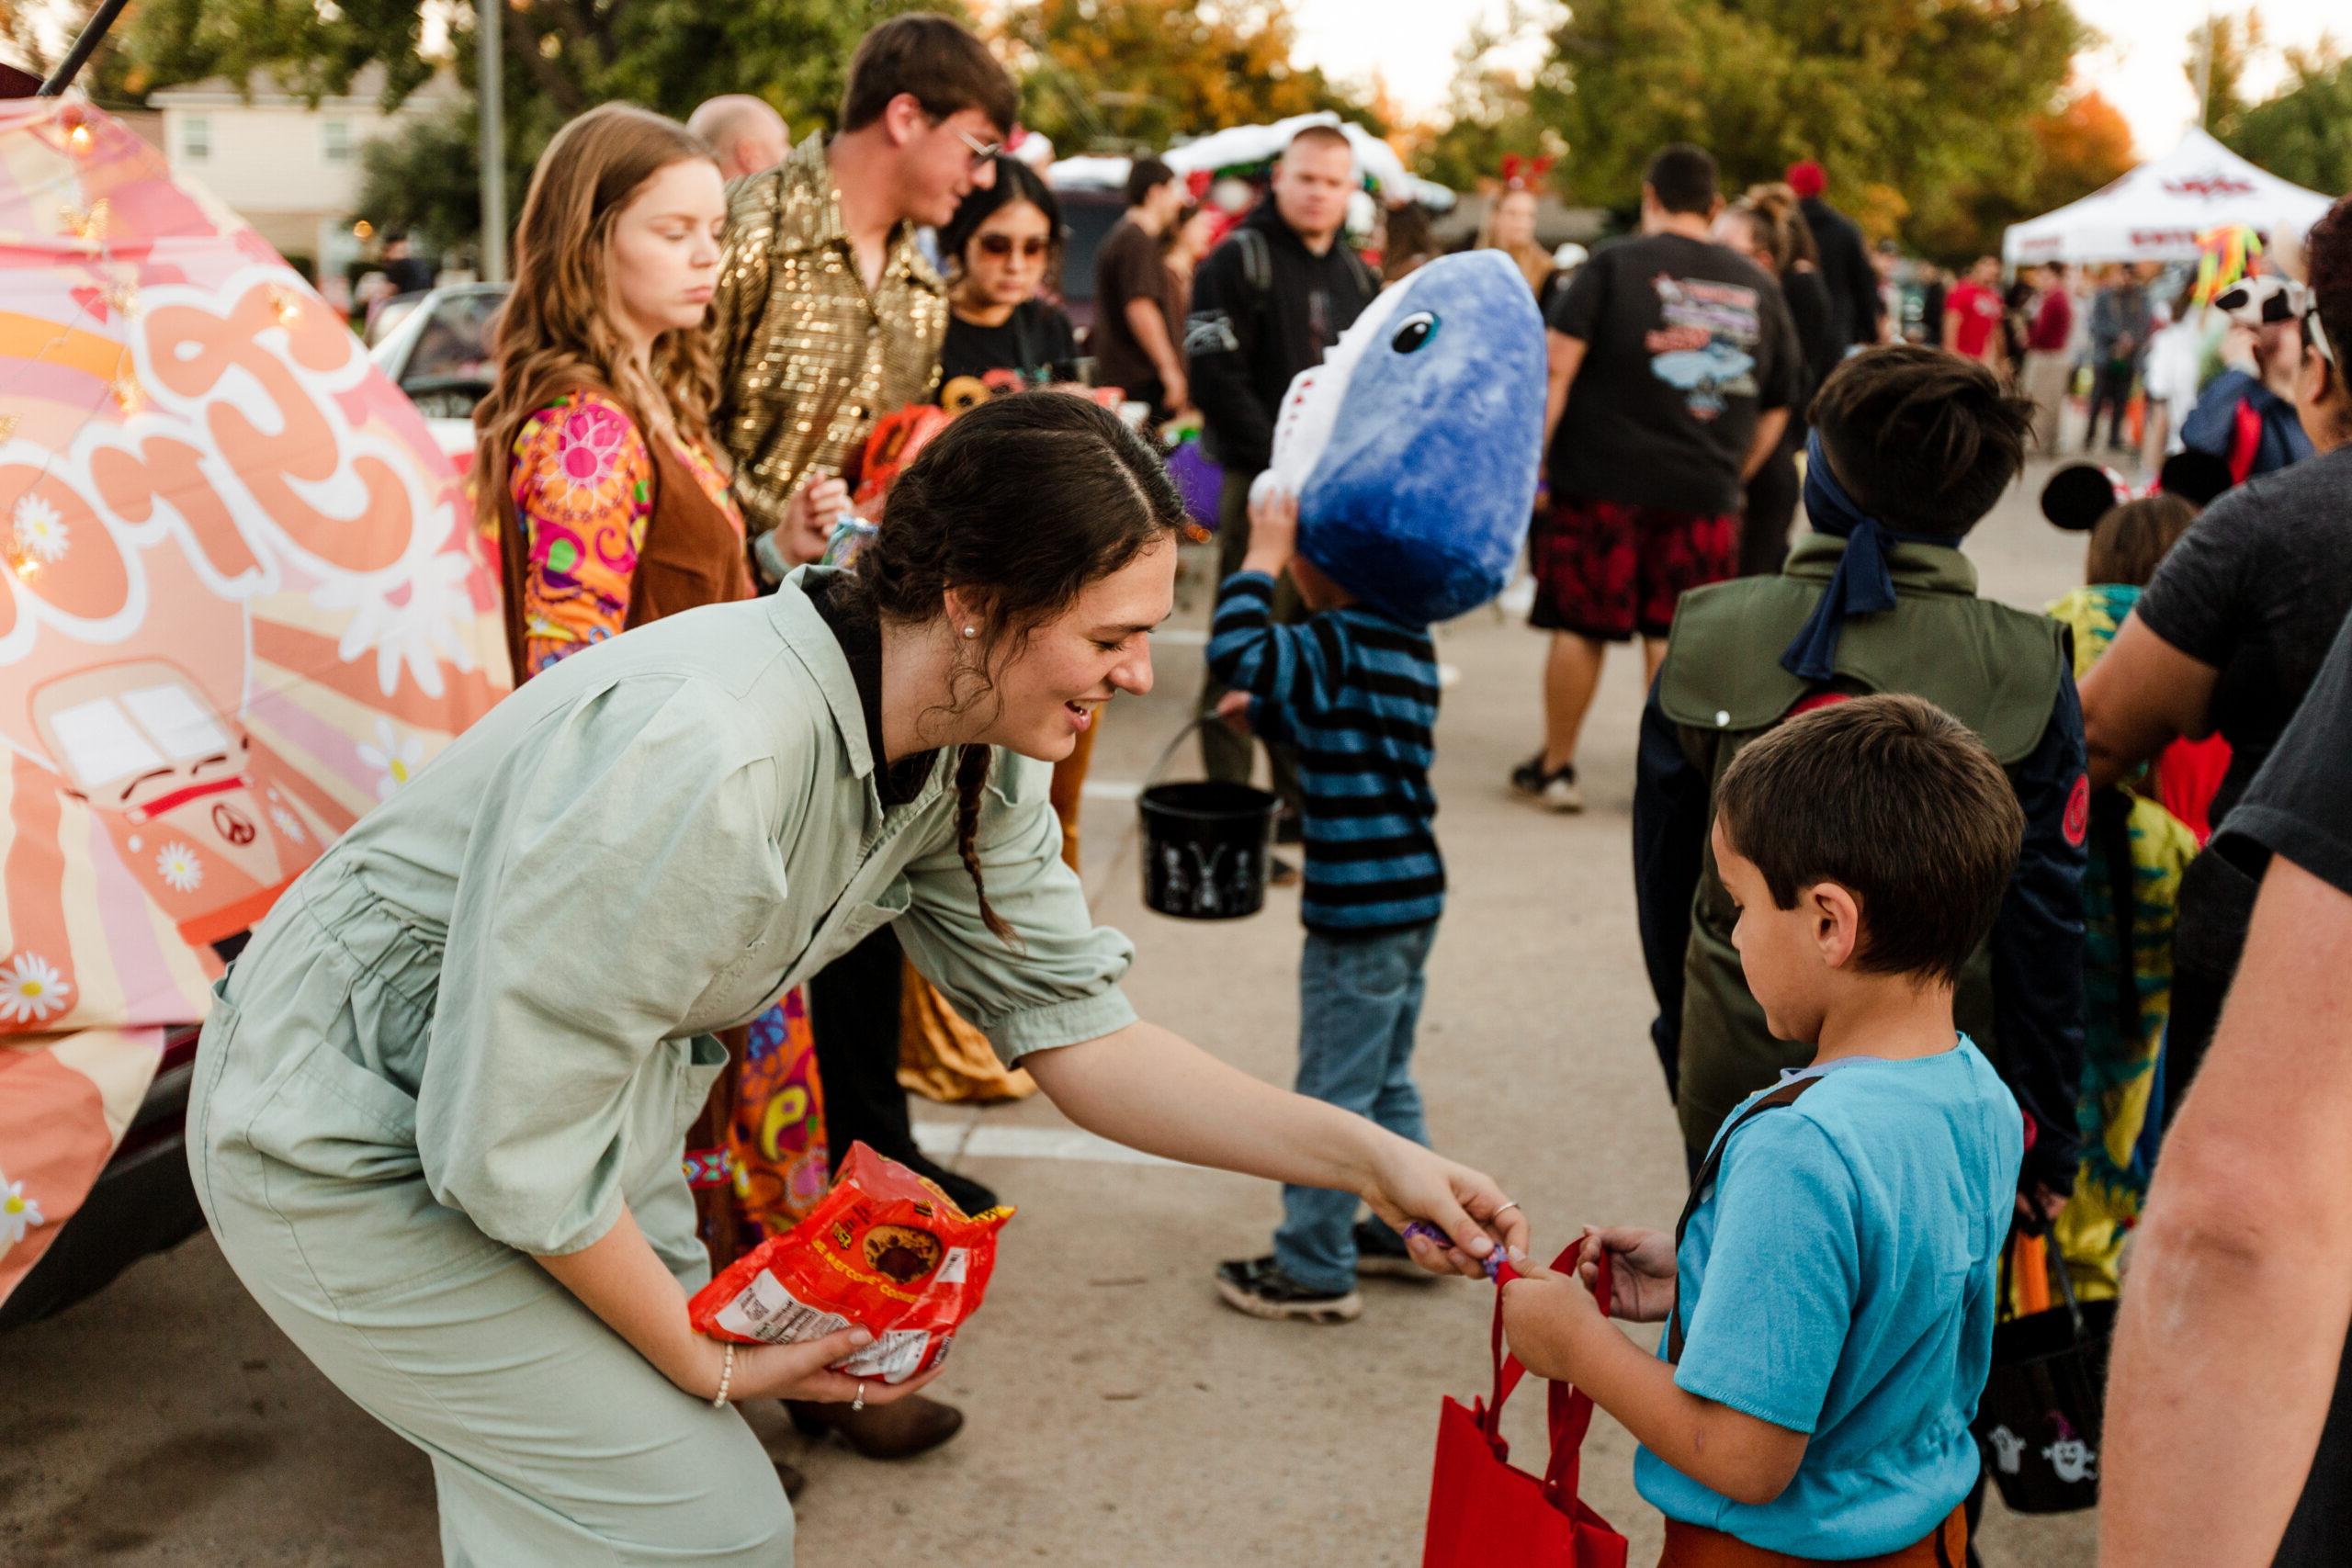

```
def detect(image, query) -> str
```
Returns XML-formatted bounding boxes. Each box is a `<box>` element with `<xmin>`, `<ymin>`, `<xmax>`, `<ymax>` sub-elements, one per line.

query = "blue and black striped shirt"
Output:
<box><xmin>1208</xmin><ymin>571</ymin><xmax>1443</xmax><ymax>931</ymax></box>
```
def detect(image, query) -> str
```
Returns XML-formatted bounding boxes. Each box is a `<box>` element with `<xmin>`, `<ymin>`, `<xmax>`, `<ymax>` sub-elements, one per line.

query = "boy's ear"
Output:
<box><xmin>1809</xmin><ymin>881</ymin><xmax>1864</xmax><ymax>970</ymax></box>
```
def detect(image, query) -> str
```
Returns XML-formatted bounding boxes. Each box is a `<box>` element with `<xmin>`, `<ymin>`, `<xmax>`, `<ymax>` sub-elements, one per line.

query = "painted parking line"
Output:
<box><xmin>912</xmin><ymin>1121</ymin><xmax>1182</xmax><ymax>1169</ymax></box>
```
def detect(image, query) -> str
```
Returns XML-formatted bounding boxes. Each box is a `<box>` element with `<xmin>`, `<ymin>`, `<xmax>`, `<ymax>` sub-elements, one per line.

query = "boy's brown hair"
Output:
<box><xmin>1810</xmin><ymin>345</ymin><xmax>2035</xmax><ymax>536</ymax></box>
<box><xmin>1714</xmin><ymin>694</ymin><xmax>2024</xmax><ymax>986</ymax></box>
<box><xmin>839</xmin><ymin>14</ymin><xmax>1019</xmax><ymax>137</ymax></box>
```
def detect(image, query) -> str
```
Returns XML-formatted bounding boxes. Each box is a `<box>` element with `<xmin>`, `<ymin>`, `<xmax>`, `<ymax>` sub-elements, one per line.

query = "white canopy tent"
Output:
<box><xmin>2002</xmin><ymin>129</ymin><xmax>2336</xmax><ymax>266</ymax></box>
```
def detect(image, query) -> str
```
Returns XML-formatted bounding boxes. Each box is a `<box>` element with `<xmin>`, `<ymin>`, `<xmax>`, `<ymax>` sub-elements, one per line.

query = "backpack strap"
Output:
<box><xmin>1666</xmin><ymin>1074</ymin><xmax>1823</xmax><ymax>1363</ymax></box>
<box><xmin>1236</xmin><ymin>228</ymin><xmax>1273</xmax><ymax>297</ymax></box>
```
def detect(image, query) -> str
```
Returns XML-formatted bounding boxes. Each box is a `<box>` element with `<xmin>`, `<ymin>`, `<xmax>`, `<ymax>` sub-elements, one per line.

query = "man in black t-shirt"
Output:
<box><xmin>2098</xmin><ymin>603</ymin><xmax>2352</xmax><ymax>1567</ymax></box>
<box><xmin>1091</xmin><ymin>156</ymin><xmax>1191</xmax><ymax>418</ymax></box>
<box><xmin>1515</xmin><ymin>142</ymin><xmax>1800</xmax><ymax>812</ymax></box>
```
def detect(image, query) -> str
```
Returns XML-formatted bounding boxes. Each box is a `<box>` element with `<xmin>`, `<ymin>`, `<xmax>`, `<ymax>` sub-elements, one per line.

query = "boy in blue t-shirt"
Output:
<box><xmin>1503</xmin><ymin>694</ymin><xmax>2027</xmax><ymax>1563</ymax></box>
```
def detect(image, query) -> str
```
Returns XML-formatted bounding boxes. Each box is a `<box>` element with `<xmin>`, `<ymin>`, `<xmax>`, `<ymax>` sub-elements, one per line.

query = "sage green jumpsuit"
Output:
<box><xmin>187</xmin><ymin>569</ymin><xmax>1136</xmax><ymax>1565</ymax></box>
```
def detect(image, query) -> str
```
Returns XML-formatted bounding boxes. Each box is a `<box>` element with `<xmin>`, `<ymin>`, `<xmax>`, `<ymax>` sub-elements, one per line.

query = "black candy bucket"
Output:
<box><xmin>1970</xmin><ymin>1235</ymin><xmax>2116</xmax><ymax>1514</ymax></box>
<box><xmin>1137</xmin><ymin>718</ymin><xmax>1279</xmax><ymax>920</ymax></box>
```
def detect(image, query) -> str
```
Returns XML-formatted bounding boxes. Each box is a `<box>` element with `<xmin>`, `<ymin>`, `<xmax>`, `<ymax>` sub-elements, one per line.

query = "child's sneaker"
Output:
<box><xmin>1510</xmin><ymin>755</ymin><xmax>1584</xmax><ymax>813</ymax></box>
<box><xmin>1214</xmin><ymin>1257</ymin><xmax>1362</xmax><ymax>1323</ymax></box>
<box><xmin>1353</xmin><ymin>1219</ymin><xmax>1440</xmax><ymax>1281</ymax></box>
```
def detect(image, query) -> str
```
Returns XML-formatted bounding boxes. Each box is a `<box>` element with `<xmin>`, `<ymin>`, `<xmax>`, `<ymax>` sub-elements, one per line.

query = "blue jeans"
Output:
<box><xmin>1273</xmin><ymin>920</ymin><xmax>1438</xmax><ymax>1292</ymax></box>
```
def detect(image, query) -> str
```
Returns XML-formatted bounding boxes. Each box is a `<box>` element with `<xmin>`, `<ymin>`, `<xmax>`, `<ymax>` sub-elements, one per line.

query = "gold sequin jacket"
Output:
<box><xmin>709</xmin><ymin>131</ymin><xmax>947</xmax><ymax>538</ymax></box>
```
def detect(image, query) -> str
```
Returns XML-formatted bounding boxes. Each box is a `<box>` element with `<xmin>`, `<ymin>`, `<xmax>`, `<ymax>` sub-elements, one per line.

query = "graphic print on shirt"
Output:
<box><xmin>1644</xmin><ymin>272</ymin><xmax>1764</xmax><ymax>420</ymax></box>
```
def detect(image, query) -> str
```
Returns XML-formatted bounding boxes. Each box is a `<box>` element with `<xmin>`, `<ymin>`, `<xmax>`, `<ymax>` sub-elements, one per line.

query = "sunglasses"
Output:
<box><xmin>976</xmin><ymin>233</ymin><xmax>1050</xmax><ymax>260</ymax></box>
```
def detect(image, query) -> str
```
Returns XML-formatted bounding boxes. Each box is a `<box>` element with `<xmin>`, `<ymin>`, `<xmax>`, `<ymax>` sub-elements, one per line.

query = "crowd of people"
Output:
<box><xmin>176</xmin><ymin>9</ymin><xmax>2352</xmax><ymax>1566</ymax></box>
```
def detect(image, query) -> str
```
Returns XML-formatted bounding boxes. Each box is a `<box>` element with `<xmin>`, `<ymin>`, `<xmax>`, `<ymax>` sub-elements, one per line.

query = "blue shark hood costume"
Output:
<box><xmin>1249</xmin><ymin>249</ymin><xmax>1547</xmax><ymax>626</ymax></box>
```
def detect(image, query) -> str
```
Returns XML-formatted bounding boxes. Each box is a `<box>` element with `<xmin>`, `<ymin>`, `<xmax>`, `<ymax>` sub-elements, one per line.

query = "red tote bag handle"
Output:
<box><xmin>1479</xmin><ymin>1244</ymin><xmax>1613</xmax><ymax>1506</ymax></box>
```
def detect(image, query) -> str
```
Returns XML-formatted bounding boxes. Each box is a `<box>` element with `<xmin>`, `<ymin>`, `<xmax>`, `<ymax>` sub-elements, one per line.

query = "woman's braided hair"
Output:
<box><xmin>844</xmin><ymin>393</ymin><xmax>1186</xmax><ymax>941</ymax></box>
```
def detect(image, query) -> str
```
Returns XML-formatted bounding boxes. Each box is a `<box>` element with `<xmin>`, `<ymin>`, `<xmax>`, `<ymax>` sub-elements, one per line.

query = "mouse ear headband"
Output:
<box><xmin>2041</xmin><ymin>448</ymin><xmax>2234</xmax><ymax>532</ymax></box>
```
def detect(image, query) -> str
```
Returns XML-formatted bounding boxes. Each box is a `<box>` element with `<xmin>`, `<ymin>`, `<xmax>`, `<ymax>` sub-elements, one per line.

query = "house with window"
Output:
<box><xmin>150</xmin><ymin>64</ymin><xmax>462</xmax><ymax>275</ymax></box>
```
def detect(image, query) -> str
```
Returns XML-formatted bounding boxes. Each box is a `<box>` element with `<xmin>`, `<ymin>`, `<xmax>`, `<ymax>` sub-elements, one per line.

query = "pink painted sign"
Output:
<box><xmin>0</xmin><ymin>96</ymin><xmax>512</xmax><ymax>1305</ymax></box>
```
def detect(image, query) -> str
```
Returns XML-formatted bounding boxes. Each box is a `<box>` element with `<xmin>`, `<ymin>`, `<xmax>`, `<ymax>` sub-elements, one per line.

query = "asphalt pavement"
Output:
<box><xmin>0</xmin><ymin>454</ymin><xmax>2115</xmax><ymax>1567</ymax></box>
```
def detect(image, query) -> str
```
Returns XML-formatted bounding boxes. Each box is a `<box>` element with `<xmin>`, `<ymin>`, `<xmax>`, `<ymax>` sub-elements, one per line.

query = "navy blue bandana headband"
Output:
<box><xmin>1780</xmin><ymin>431</ymin><xmax>1950</xmax><ymax>682</ymax></box>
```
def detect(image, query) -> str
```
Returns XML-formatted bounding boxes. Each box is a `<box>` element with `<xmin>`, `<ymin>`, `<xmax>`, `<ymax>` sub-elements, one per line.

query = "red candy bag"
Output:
<box><xmin>687</xmin><ymin>1143</ymin><xmax>1013</xmax><ymax>1383</ymax></box>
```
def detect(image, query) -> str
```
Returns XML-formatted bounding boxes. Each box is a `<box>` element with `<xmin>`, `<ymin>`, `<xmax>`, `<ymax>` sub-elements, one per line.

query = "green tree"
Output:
<box><xmin>1524</xmin><ymin>0</ymin><xmax>2086</xmax><ymax>253</ymax></box>
<box><xmin>356</xmin><ymin>108</ymin><xmax>492</xmax><ymax>254</ymax></box>
<box><xmin>1410</xmin><ymin>9</ymin><xmax>1554</xmax><ymax>195</ymax></box>
<box><xmin>2217</xmin><ymin>43</ymin><xmax>2352</xmax><ymax>198</ymax></box>
<box><xmin>1005</xmin><ymin>0</ymin><xmax>1374</xmax><ymax>155</ymax></box>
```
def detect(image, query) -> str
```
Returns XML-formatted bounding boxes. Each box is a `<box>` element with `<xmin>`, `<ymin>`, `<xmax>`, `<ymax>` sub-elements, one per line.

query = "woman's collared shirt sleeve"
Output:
<box><xmin>894</xmin><ymin>750</ymin><xmax>1136</xmax><ymax>1063</ymax></box>
<box><xmin>417</xmin><ymin>680</ymin><xmax>783</xmax><ymax>1256</ymax></box>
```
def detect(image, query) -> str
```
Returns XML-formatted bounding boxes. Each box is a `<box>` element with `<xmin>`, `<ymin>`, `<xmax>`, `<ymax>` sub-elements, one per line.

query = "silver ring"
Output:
<box><xmin>1491</xmin><ymin>1201</ymin><xmax>1521</xmax><ymax>1220</ymax></box>
<box><xmin>852</xmin><ymin>1382</ymin><xmax>866</xmax><ymax>1413</ymax></box>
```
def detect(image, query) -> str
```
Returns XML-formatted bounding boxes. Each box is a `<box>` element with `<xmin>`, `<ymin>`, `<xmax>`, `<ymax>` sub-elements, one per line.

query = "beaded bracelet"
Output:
<box><xmin>711</xmin><ymin>1342</ymin><xmax>736</xmax><ymax>1408</ymax></box>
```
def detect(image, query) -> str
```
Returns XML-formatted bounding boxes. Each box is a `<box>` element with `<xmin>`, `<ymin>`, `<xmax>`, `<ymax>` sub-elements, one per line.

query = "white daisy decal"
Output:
<box><xmin>269</xmin><ymin>804</ymin><xmax>308</xmax><ymax>842</ymax></box>
<box><xmin>156</xmin><ymin>840</ymin><xmax>204</xmax><ymax>893</ymax></box>
<box><xmin>356</xmin><ymin>717</ymin><xmax>425</xmax><ymax>800</ymax></box>
<box><xmin>11</xmin><ymin>493</ymin><xmax>67</xmax><ymax>563</ymax></box>
<box><xmin>0</xmin><ymin>1173</ymin><xmax>44</xmax><ymax>1249</ymax></box>
<box><xmin>0</xmin><ymin>951</ymin><xmax>71</xmax><ymax>1023</ymax></box>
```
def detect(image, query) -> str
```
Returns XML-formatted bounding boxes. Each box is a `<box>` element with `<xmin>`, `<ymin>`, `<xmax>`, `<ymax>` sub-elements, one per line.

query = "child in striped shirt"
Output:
<box><xmin>1208</xmin><ymin>490</ymin><xmax>1449</xmax><ymax>1324</ymax></box>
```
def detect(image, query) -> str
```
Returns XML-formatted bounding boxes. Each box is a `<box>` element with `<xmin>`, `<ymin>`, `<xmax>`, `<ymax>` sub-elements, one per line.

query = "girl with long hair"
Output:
<box><xmin>473</xmin><ymin>102</ymin><xmax>744</xmax><ymax>680</ymax></box>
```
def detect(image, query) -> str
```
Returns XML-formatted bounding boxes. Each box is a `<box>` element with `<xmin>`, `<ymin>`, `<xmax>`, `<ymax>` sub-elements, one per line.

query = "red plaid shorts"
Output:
<box><xmin>1529</xmin><ymin>493</ymin><xmax>1739</xmax><ymax>641</ymax></box>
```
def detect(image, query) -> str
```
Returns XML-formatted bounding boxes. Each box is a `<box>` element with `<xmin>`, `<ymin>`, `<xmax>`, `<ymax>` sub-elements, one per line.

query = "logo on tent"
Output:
<box><xmin>2164</xmin><ymin>173</ymin><xmax>2257</xmax><ymax>199</ymax></box>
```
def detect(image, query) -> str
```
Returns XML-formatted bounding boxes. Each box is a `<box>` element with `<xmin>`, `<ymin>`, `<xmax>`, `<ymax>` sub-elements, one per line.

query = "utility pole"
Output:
<box><xmin>2194</xmin><ymin>8</ymin><xmax>2214</xmax><ymax>131</ymax></box>
<box><xmin>478</xmin><ymin>0</ymin><xmax>508</xmax><ymax>282</ymax></box>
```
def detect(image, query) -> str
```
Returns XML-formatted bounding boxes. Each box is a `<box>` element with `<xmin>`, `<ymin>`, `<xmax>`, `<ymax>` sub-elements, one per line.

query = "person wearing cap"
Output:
<box><xmin>1786</xmin><ymin>159</ymin><xmax>1883</xmax><ymax>351</ymax></box>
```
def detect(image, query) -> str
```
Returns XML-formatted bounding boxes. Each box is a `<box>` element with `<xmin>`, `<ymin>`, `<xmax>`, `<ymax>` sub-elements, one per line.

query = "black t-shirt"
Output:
<box><xmin>2133</xmin><ymin>444</ymin><xmax>2352</xmax><ymax>821</ymax></box>
<box><xmin>1546</xmin><ymin>232</ymin><xmax>1803</xmax><ymax>516</ymax></box>
<box><xmin>2208</xmin><ymin>609</ymin><xmax>2352</xmax><ymax>1567</ymax></box>
<box><xmin>934</xmin><ymin>300</ymin><xmax>1080</xmax><ymax>409</ymax></box>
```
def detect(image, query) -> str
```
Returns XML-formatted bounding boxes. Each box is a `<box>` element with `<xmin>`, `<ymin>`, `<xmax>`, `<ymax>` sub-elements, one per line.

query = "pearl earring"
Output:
<box><xmin>962</xmin><ymin>626</ymin><xmax>978</xmax><ymax>639</ymax></box>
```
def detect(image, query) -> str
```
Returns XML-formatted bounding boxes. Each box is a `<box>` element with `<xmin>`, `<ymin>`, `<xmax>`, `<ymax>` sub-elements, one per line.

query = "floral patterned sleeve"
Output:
<box><xmin>508</xmin><ymin>393</ymin><xmax>652</xmax><ymax>677</ymax></box>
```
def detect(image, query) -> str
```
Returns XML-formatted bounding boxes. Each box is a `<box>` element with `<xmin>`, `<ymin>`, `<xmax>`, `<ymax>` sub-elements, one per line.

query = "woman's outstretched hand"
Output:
<box><xmin>702</xmin><ymin>1325</ymin><xmax>951</xmax><ymax>1406</ymax></box>
<box><xmin>1363</xmin><ymin>1137</ymin><xmax>1532</xmax><ymax>1279</ymax></box>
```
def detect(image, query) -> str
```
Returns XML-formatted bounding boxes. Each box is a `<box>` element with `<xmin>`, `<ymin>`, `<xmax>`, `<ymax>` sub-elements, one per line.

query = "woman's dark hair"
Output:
<box><xmin>1810</xmin><ymin>344</ymin><xmax>2036</xmax><ymax>536</ymax></box>
<box><xmin>938</xmin><ymin>155</ymin><xmax>1063</xmax><ymax>277</ymax></box>
<box><xmin>2086</xmin><ymin>493</ymin><xmax>2198</xmax><ymax>588</ymax></box>
<box><xmin>848</xmin><ymin>393</ymin><xmax>1185</xmax><ymax>940</ymax></box>
<box><xmin>2306</xmin><ymin>196</ymin><xmax>2352</xmax><ymax>422</ymax></box>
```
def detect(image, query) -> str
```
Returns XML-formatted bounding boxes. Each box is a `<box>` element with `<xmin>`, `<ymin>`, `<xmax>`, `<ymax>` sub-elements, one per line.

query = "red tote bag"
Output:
<box><xmin>1423</xmin><ymin>1248</ymin><xmax>1629</xmax><ymax>1568</ymax></box>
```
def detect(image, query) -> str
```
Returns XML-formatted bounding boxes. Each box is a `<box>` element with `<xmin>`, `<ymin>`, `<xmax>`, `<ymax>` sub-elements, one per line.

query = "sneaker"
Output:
<box><xmin>1509</xmin><ymin>755</ymin><xmax>1584</xmax><ymax>813</ymax></box>
<box><xmin>1354</xmin><ymin>1219</ymin><xmax>1439</xmax><ymax>1281</ymax></box>
<box><xmin>1214</xmin><ymin>1256</ymin><xmax>1363</xmax><ymax>1323</ymax></box>
<box><xmin>1268</xmin><ymin>853</ymin><xmax>1302</xmax><ymax>887</ymax></box>
<box><xmin>1273</xmin><ymin>806</ymin><xmax>1305</xmax><ymax>845</ymax></box>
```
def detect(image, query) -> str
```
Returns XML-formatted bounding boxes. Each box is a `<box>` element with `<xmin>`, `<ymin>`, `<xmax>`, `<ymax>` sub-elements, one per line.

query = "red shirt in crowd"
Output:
<box><xmin>2028</xmin><ymin>288</ymin><xmax>2074</xmax><ymax>353</ymax></box>
<box><xmin>1947</xmin><ymin>281</ymin><xmax>2003</xmax><ymax>359</ymax></box>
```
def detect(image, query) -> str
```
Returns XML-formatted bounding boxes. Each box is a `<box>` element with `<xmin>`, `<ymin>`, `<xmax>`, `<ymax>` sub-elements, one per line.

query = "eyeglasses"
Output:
<box><xmin>977</xmin><ymin>233</ymin><xmax>1050</xmax><ymax>260</ymax></box>
<box><xmin>948</xmin><ymin>124</ymin><xmax>1001</xmax><ymax>170</ymax></box>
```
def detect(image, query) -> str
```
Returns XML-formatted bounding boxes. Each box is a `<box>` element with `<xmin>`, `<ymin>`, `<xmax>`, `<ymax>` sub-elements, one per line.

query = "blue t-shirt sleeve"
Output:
<box><xmin>1674</xmin><ymin>1112</ymin><xmax>1861</xmax><ymax>1435</ymax></box>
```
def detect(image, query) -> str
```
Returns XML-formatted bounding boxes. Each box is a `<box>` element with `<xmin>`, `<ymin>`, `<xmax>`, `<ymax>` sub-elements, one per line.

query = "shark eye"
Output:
<box><xmin>1390</xmin><ymin>311</ymin><xmax>1439</xmax><ymax>354</ymax></box>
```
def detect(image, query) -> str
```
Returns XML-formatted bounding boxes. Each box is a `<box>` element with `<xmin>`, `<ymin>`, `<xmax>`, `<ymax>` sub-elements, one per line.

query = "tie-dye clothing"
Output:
<box><xmin>507</xmin><ymin>393</ymin><xmax>741</xmax><ymax>674</ymax></box>
<box><xmin>2044</xmin><ymin>585</ymin><xmax>2198</xmax><ymax>1297</ymax></box>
